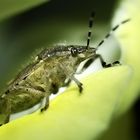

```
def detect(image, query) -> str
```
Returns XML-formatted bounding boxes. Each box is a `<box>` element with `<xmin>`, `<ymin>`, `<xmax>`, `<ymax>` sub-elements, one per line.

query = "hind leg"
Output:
<box><xmin>4</xmin><ymin>114</ymin><xmax>10</xmax><ymax>124</ymax></box>
<box><xmin>40</xmin><ymin>97</ymin><xmax>49</xmax><ymax>112</ymax></box>
<box><xmin>0</xmin><ymin>100</ymin><xmax>11</xmax><ymax>126</ymax></box>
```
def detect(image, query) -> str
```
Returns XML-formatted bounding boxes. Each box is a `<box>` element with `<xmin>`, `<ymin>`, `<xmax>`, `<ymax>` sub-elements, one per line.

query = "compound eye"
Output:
<box><xmin>71</xmin><ymin>47</ymin><xmax>78</xmax><ymax>57</ymax></box>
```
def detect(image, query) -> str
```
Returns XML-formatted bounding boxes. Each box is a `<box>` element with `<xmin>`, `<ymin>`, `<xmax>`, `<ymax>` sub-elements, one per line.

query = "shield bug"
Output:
<box><xmin>0</xmin><ymin>12</ymin><xmax>129</xmax><ymax>125</ymax></box>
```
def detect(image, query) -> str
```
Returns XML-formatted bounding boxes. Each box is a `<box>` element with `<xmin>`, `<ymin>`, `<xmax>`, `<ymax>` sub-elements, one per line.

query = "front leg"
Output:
<box><xmin>0</xmin><ymin>114</ymin><xmax>10</xmax><ymax>126</ymax></box>
<box><xmin>69</xmin><ymin>75</ymin><xmax>83</xmax><ymax>92</ymax></box>
<box><xmin>59</xmin><ymin>64</ymin><xmax>83</xmax><ymax>93</ymax></box>
<box><xmin>95</xmin><ymin>54</ymin><xmax>121</xmax><ymax>68</ymax></box>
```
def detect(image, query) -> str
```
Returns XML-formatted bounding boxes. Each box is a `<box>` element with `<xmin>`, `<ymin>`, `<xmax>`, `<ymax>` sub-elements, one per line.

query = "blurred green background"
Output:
<box><xmin>0</xmin><ymin>0</ymin><xmax>139</xmax><ymax>140</ymax></box>
<box><xmin>0</xmin><ymin>0</ymin><xmax>119</xmax><ymax>89</ymax></box>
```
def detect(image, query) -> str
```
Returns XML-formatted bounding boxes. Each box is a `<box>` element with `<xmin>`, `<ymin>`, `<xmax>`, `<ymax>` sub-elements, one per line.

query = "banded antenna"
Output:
<box><xmin>86</xmin><ymin>11</ymin><xmax>95</xmax><ymax>49</ymax></box>
<box><xmin>96</xmin><ymin>19</ymin><xmax>130</xmax><ymax>48</ymax></box>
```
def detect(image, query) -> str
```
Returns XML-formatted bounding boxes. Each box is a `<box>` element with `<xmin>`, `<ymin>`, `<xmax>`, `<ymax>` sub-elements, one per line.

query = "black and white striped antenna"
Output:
<box><xmin>96</xmin><ymin>19</ymin><xmax>130</xmax><ymax>48</ymax></box>
<box><xmin>86</xmin><ymin>11</ymin><xmax>95</xmax><ymax>49</ymax></box>
<box><xmin>86</xmin><ymin>11</ymin><xmax>130</xmax><ymax>49</ymax></box>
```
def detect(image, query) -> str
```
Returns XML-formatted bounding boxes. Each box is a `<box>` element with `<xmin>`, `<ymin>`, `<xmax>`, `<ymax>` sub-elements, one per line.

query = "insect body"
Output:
<box><xmin>0</xmin><ymin>12</ymin><xmax>129</xmax><ymax>125</ymax></box>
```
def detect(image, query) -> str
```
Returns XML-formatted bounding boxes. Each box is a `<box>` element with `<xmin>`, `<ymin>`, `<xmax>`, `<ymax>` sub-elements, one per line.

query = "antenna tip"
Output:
<box><xmin>122</xmin><ymin>18</ymin><xmax>131</xmax><ymax>24</ymax></box>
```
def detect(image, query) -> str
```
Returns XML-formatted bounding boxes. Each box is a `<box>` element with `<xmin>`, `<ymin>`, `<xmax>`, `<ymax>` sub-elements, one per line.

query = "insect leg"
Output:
<box><xmin>75</xmin><ymin>58</ymin><xmax>95</xmax><ymax>74</ymax></box>
<box><xmin>63</xmin><ymin>79</ymin><xmax>71</xmax><ymax>87</ymax></box>
<box><xmin>4</xmin><ymin>114</ymin><xmax>10</xmax><ymax>124</ymax></box>
<box><xmin>3</xmin><ymin>98</ymin><xmax>11</xmax><ymax>125</ymax></box>
<box><xmin>0</xmin><ymin>114</ymin><xmax>10</xmax><ymax>126</ymax></box>
<box><xmin>14</xmin><ymin>86</ymin><xmax>50</xmax><ymax>112</ymax></box>
<box><xmin>95</xmin><ymin>54</ymin><xmax>120</xmax><ymax>67</ymax></box>
<box><xmin>40</xmin><ymin>97</ymin><xmax>49</xmax><ymax>112</ymax></box>
<box><xmin>69</xmin><ymin>75</ymin><xmax>83</xmax><ymax>92</ymax></box>
<box><xmin>59</xmin><ymin>63</ymin><xmax>83</xmax><ymax>92</ymax></box>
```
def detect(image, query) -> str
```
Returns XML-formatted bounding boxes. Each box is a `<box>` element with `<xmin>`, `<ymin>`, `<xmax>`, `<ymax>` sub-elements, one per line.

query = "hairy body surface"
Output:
<box><xmin>0</xmin><ymin>45</ymin><xmax>96</xmax><ymax>124</ymax></box>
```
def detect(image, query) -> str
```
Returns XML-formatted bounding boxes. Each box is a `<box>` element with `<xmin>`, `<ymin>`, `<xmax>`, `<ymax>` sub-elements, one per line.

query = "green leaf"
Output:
<box><xmin>112</xmin><ymin>0</ymin><xmax>140</xmax><ymax>116</ymax></box>
<box><xmin>0</xmin><ymin>0</ymin><xmax>48</xmax><ymax>21</ymax></box>
<box><xmin>0</xmin><ymin>66</ymin><xmax>132</xmax><ymax>140</ymax></box>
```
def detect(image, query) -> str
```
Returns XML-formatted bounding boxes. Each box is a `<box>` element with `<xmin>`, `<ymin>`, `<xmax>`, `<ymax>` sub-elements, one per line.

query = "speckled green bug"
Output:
<box><xmin>0</xmin><ymin>12</ymin><xmax>129</xmax><ymax>125</ymax></box>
